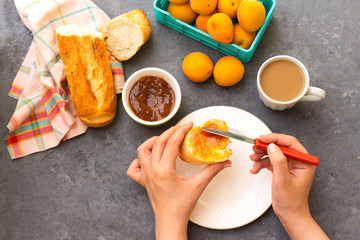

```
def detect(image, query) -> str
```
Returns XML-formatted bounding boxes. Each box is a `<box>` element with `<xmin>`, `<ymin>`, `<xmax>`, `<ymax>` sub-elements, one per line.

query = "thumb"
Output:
<box><xmin>267</xmin><ymin>144</ymin><xmax>289</xmax><ymax>181</ymax></box>
<box><xmin>195</xmin><ymin>160</ymin><xmax>232</xmax><ymax>191</ymax></box>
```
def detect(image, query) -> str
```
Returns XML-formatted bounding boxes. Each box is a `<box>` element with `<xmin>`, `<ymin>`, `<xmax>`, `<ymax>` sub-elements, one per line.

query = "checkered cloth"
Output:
<box><xmin>5</xmin><ymin>0</ymin><xmax>125</xmax><ymax>159</ymax></box>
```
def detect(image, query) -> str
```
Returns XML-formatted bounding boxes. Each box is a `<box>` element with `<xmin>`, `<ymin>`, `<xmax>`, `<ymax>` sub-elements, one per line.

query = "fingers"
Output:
<box><xmin>267</xmin><ymin>144</ymin><xmax>289</xmax><ymax>181</ymax></box>
<box><xmin>250</xmin><ymin>152</ymin><xmax>266</xmax><ymax>162</ymax></box>
<box><xmin>252</xmin><ymin>145</ymin><xmax>266</xmax><ymax>154</ymax></box>
<box><xmin>161</xmin><ymin>122</ymin><xmax>193</xmax><ymax>169</ymax></box>
<box><xmin>137</xmin><ymin>136</ymin><xmax>158</xmax><ymax>166</ymax></box>
<box><xmin>151</xmin><ymin>125</ymin><xmax>183</xmax><ymax>165</ymax></box>
<box><xmin>259</xmin><ymin>133</ymin><xmax>307</xmax><ymax>153</ymax></box>
<box><xmin>250</xmin><ymin>157</ymin><xmax>273</xmax><ymax>174</ymax></box>
<box><xmin>127</xmin><ymin>159</ymin><xmax>143</xmax><ymax>186</ymax></box>
<box><xmin>194</xmin><ymin>160</ymin><xmax>232</xmax><ymax>191</ymax></box>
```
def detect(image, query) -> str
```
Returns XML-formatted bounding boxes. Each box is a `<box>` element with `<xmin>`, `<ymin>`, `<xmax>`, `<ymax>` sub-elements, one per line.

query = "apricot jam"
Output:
<box><xmin>191</xmin><ymin>120</ymin><xmax>230</xmax><ymax>159</ymax></box>
<box><xmin>129</xmin><ymin>76</ymin><xmax>175</xmax><ymax>122</ymax></box>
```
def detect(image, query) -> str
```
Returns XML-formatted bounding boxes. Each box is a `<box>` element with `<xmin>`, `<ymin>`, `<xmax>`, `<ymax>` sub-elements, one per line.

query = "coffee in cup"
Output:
<box><xmin>257</xmin><ymin>55</ymin><xmax>326</xmax><ymax>111</ymax></box>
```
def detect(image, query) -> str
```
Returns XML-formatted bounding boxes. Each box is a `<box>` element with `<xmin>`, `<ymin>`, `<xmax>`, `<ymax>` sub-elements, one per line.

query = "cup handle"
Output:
<box><xmin>299</xmin><ymin>86</ymin><xmax>326</xmax><ymax>102</ymax></box>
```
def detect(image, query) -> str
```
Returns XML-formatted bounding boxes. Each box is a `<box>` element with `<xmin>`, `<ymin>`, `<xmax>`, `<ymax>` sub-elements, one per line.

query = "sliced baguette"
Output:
<box><xmin>56</xmin><ymin>24</ymin><xmax>117</xmax><ymax>128</ymax></box>
<box><xmin>99</xmin><ymin>9</ymin><xmax>152</xmax><ymax>61</ymax></box>
<box><xmin>179</xmin><ymin>119</ymin><xmax>232</xmax><ymax>165</ymax></box>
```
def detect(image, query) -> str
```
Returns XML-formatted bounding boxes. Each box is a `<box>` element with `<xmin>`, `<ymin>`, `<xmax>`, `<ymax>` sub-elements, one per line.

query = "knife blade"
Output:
<box><xmin>201</xmin><ymin>128</ymin><xmax>319</xmax><ymax>166</ymax></box>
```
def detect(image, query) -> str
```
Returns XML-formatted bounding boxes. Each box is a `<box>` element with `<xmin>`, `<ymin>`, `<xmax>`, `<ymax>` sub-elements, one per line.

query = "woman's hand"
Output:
<box><xmin>250</xmin><ymin>133</ymin><xmax>329</xmax><ymax>240</ymax></box>
<box><xmin>127</xmin><ymin>122</ymin><xmax>231</xmax><ymax>240</ymax></box>
<box><xmin>250</xmin><ymin>133</ymin><xmax>315</xmax><ymax>218</ymax></box>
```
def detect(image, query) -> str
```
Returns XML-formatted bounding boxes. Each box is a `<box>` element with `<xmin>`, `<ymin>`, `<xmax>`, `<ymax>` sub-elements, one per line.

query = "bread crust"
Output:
<box><xmin>56</xmin><ymin>25</ymin><xmax>117</xmax><ymax>128</ymax></box>
<box><xmin>118</xmin><ymin>9</ymin><xmax>152</xmax><ymax>43</ymax></box>
<box><xmin>179</xmin><ymin>119</ymin><xmax>232</xmax><ymax>165</ymax></box>
<box><xmin>99</xmin><ymin>9</ymin><xmax>152</xmax><ymax>61</ymax></box>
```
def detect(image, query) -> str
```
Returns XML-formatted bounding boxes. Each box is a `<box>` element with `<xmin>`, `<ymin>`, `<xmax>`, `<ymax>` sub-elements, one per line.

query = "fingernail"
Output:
<box><xmin>250</xmin><ymin>153</ymin><xmax>256</xmax><ymax>158</ymax></box>
<box><xmin>250</xmin><ymin>165</ymin><xmax>256</xmax><ymax>174</ymax></box>
<box><xmin>268</xmin><ymin>143</ymin><xmax>278</xmax><ymax>153</ymax></box>
<box><xmin>224</xmin><ymin>163</ymin><xmax>232</xmax><ymax>169</ymax></box>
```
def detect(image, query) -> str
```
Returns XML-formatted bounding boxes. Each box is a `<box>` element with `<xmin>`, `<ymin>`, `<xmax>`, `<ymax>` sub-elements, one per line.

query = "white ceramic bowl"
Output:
<box><xmin>122</xmin><ymin>67</ymin><xmax>182</xmax><ymax>126</ymax></box>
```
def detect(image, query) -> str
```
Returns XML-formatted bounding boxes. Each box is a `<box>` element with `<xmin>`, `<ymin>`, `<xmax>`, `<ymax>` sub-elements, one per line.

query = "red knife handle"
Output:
<box><xmin>254</xmin><ymin>138</ymin><xmax>319</xmax><ymax>166</ymax></box>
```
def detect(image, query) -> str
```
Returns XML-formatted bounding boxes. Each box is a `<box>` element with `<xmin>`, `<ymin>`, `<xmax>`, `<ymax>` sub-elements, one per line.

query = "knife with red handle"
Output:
<box><xmin>201</xmin><ymin>128</ymin><xmax>319</xmax><ymax>166</ymax></box>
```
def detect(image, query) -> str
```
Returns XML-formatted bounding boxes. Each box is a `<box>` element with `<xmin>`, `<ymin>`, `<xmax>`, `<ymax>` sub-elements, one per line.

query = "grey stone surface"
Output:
<box><xmin>0</xmin><ymin>0</ymin><xmax>359</xmax><ymax>239</ymax></box>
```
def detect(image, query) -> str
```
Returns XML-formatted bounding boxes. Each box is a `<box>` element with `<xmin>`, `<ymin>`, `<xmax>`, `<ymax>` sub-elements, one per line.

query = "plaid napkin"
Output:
<box><xmin>5</xmin><ymin>0</ymin><xmax>125</xmax><ymax>159</ymax></box>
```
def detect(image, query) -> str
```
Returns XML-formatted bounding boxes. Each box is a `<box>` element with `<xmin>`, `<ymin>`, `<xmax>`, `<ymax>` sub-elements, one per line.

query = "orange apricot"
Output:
<box><xmin>214</xmin><ymin>56</ymin><xmax>244</xmax><ymax>87</ymax></box>
<box><xmin>190</xmin><ymin>0</ymin><xmax>217</xmax><ymax>15</ymax></box>
<box><xmin>195</xmin><ymin>10</ymin><xmax>218</xmax><ymax>33</ymax></box>
<box><xmin>207</xmin><ymin>13</ymin><xmax>234</xmax><ymax>44</ymax></box>
<box><xmin>168</xmin><ymin>2</ymin><xmax>198</xmax><ymax>24</ymax></box>
<box><xmin>237</xmin><ymin>0</ymin><xmax>265</xmax><ymax>32</ymax></box>
<box><xmin>218</xmin><ymin>0</ymin><xmax>243</xmax><ymax>19</ymax></box>
<box><xmin>232</xmin><ymin>23</ymin><xmax>256</xmax><ymax>49</ymax></box>
<box><xmin>169</xmin><ymin>0</ymin><xmax>189</xmax><ymax>3</ymax></box>
<box><xmin>182</xmin><ymin>52</ymin><xmax>214</xmax><ymax>82</ymax></box>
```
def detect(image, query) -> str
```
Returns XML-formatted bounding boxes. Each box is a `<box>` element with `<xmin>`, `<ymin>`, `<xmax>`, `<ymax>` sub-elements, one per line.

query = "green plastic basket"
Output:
<box><xmin>153</xmin><ymin>0</ymin><xmax>276</xmax><ymax>63</ymax></box>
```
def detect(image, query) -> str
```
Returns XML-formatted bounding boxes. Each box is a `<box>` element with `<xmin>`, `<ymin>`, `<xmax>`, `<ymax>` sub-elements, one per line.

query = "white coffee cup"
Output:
<box><xmin>257</xmin><ymin>55</ymin><xmax>326</xmax><ymax>111</ymax></box>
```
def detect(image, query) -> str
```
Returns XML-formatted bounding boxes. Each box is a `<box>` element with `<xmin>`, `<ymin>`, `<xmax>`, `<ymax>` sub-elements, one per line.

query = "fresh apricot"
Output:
<box><xmin>182</xmin><ymin>52</ymin><xmax>214</xmax><ymax>83</ymax></box>
<box><xmin>190</xmin><ymin>0</ymin><xmax>217</xmax><ymax>15</ymax></box>
<box><xmin>214</xmin><ymin>56</ymin><xmax>244</xmax><ymax>87</ymax></box>
<box><xmin>218</xmin><ymin>0</ymin><xmax>243</xmax><ymax>19</ymax></box>
<box><xmin>168</xmin><ymin>2</ymin><xmax>198</xmax><ymax>24</ymax></box>
<box><xmin>169</xmin><ymin>0</ymin><xmax>188</xmax><ymax>3</ymax></box>
<box><xmin>237</xmin><ymin>0</ymin><xmax>265</xmax><ymax>32</ymax></box>
<box><xmin>232</xmin><ymin>23</ymin><xmax>256</xmax><ymax>49</ymax></box>
<box><xmin>195</xmin><ymin>10</ymin><xmax>218</xmax><ymax>33</ymax></box>
<box><xmin>207</xmin><ymin>13</ymin><xmax>234</xmax><ymax>44</ymax></box>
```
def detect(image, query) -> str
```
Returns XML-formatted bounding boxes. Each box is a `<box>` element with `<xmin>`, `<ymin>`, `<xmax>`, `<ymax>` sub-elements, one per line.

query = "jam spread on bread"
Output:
<box><xmin>179</xmin><ymin>119</ymin><xmax>232</xmax><ymax>165</ymax></box>
<box><xmin>191</xmin><ymin>120</ymin><xmax>231</xmax><ymax>159</ymax></box>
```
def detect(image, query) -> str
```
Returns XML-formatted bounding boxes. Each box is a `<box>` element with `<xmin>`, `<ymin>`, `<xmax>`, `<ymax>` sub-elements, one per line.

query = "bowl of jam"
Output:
<box><xmin>122</xmin><ymin>67</ymin><xmax>181</xmax><ymax>126</ymax></box>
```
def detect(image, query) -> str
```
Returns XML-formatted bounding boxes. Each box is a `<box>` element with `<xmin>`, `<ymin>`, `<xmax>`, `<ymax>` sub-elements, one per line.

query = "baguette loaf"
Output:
<box><xmin>56</xmin><ymin>24</ymin><xmax>117</xmax><ymax>128</ymax></box>
<box><xmin>179</xmin><ymin>119</ymin><xmax>232</xmax><ymax>165</ymax></box>
<box><xmin>99</xmin><ymin>9</ymin><xmax>152</xmax><ymax>61</ymax></box>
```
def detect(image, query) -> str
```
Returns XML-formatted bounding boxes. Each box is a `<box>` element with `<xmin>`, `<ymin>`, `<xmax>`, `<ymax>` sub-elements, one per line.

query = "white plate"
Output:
<box><xmin>176</xmin><ymin>106</ymin><xmax>272</xmax><ymax>229</ymax></box>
